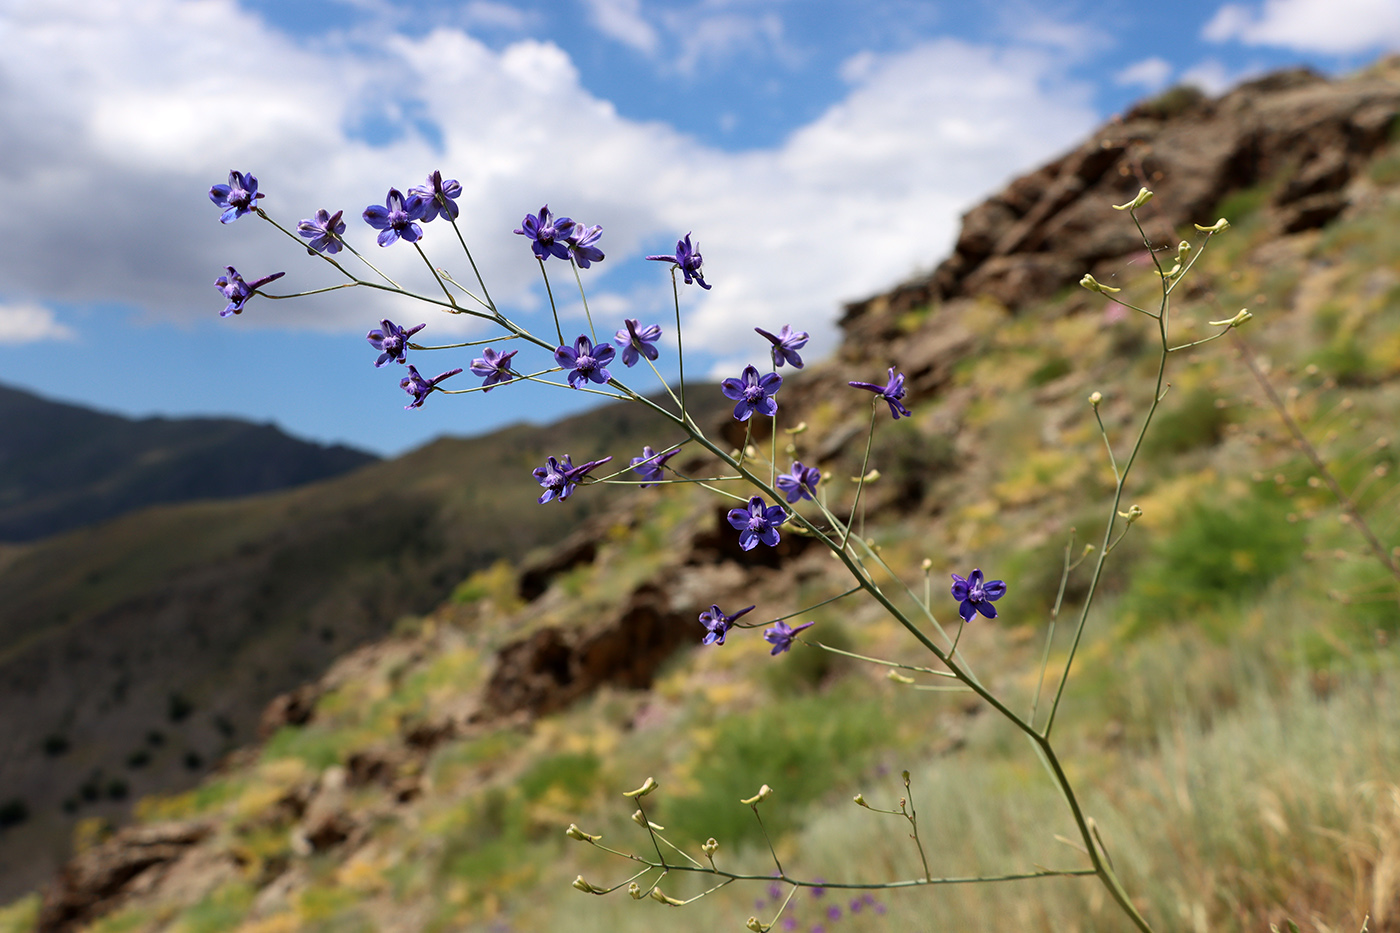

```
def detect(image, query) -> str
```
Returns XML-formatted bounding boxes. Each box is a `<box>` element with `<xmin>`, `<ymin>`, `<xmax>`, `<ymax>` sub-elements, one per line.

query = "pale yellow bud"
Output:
<box><xmin>1193</xmin><ymin>218</ymin><xmax>1230</xmax><ymax>233</ymax></box>
<box><xmin>565</xmin><ymin>824</ymin><xmax>601</xmax><ymax>842</ymax></box>
<box><xmin>853</xmin><ymin>793</ymin><xmax>868</xmax><ymax>807</ymax></box>
<box><xmin>741</xmin><ymin>784</ymin><xmax>773</xmax><ymax>805</ymax></box>
<box><xmin>1208</xmin><ymin>309</ymin><xmax>1252</xmax><ymax>329</ymax></box>
<box><xmin>887</xmin><ymin>670</ymin><xmax>916</xmax><ymax>684</ymax></box>
<box><xmin>1113</xmin><ymin>187</ymin><xmax>1154</xmax><ymax>211</ymax></box>
<box><xmin>573</xmin><ymin>876</ymin><xmax>600</xmax><ymax>894</ymax></box>
<box><xmin>1089</xmin><ymin>391</ymin><xmax>1103</xmax><ymax>407</ymax></box>
<box><xmin>623</xmin><ymin>776</ymin><xmax>659</xmax><ymax>798</ymax></box>
<box><xmin>1079</xmin><ymin>273</ymin><xmax>1121</xmax><ymax>294</ymax></box>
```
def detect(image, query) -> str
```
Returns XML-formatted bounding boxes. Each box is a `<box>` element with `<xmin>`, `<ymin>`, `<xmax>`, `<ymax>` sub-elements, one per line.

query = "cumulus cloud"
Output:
<box><xmin>1204</xmin><ymin>0</ymin><xmax>1400</xmax><ymax>54</ymax></box>
<box><xmin>0</xmin><ymin>0</ymin><xmax>1098</xmax><ymax>361</ymax></box>
<box><xmin>1115</xmin><ymin>57</ymin><xmax>1174</xmax><ymax>92</ymax></box>
<box><xmin>0</xmin><ymin>303</ymin><xmax>75</xmax><ymax>345</ymax></box>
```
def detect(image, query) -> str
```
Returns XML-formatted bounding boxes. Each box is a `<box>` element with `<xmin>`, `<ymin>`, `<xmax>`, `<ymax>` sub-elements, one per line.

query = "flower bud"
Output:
<box><xmin>623</xmin><ymin>776</ymin><xmax>659</xmax><ymax>798</ymax></box>
<box><xmin>1194</xmin><ymin>218</ymin><xmax>1231</xmax><ymax>233</ymax></box>
<box><xmin>785</xmin><ymin>421</ymin><xmax>808</xmax><ymax>435</ymax></box>
<box><xmin>628</xmin><ymin>882</ymin><xmax>643</xmax><ymax>900</ymax></box>
<box><xmin>1089</xmin><ymin>391</ymin><xmax>1103</xmax><ymax>407</ymax></box>
<box><xmin>886</xmin><ymin>670</ymin><xmax>915</xmax><ymax>684</ymax></box>
<box><xmin>741</xmin><ymin>784</ymin><xmax>773</xmax><ymax>805</ymax></box>
<box><xmin>921</xmin><ymin>558</ymin><xmax>933</xmax><ymax>572</ymax></box>
<box><xmin>573</xmin><ymin>875</ymin><xmax>601</xmax><ymax>894</ymax></box>
<box><xmin>651</xmin><ymin>887</ymin><xmax>684</xmax><ymax>906</ymax></box>
<box><xmin>853</xmin><ymin>793</ymin><xmax>868</xmax><ymax>807</ymax></box>
<box><xmin>631</xmin><ymin>809</ymin><xmax>664</xmax><ymax>830</ymax></box>
<box><xmin>1118</xmin><ymin>504</ymin><xmax>1143</xmax><ymax>524</ymax></box>
<box><xmin>702</xmin><ymin>837</ymin><xmax>719</xmax><ymax>857</ymax></box>
<box><xmin>747</xmin><ymin>917</ymin><xmax>770</xmax><ymax>931</ymax></box>
<box><xmin>1176</xmin><ymin>240</ymin><xmax>1192</xmax><ymax>261</ymax></box>
<box><xmin>1113</xmin><ymin>187</ymin><xmax>1154</xmax><ymax>211</ymax></box>
<box><xmin>1208</xmin><ymin>309</ymin><xmax>1253</xmax><ymax>329</ymax></box>
<box><xmin>566</xmin><ymin>823</ymin><xmax>601</xmax><ymax>842</ymax></box>
<box><xmin>1156</xmin><ymin>262</ymin><xmax>1181</xmax><ymax>279</ymax></box>
<box><xmin>1079</xmin><ymin>273</ymin><xmax>1121</xmax><ymax>294</ymax></box>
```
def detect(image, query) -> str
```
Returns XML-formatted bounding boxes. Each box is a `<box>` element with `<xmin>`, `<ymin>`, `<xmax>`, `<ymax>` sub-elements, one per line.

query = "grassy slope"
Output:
<box><xmin>5</xmin><ymin>125</ymin><xmax>1400</xmax><ymax>933</ymax></box>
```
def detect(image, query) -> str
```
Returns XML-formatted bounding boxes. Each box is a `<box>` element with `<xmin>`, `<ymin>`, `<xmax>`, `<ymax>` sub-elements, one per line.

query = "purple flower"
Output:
<box><xmin>363</xmin><ymin>188</ymin><xmax>425</xmax><ymax>247</ymax></box>
<box><xmin>515</xmin><ymin>204</ymin><xmax>576</xmax><ymax>261</ymax></box>
<box><xmin>727</xmin><ymin>496</ymin><xmax>788</xmax><ymax>551</ymax></box>
<box><xmin>208</xmin><ymin>170</ymin><xmax>264</xmax><ymax>224</ymax></box>
<box><xmin>721</xmin><ymin>365</ymin><xmax>782</xmax><ymax>421</ymax></box>
<box><xmin>214</xmin><ymin>266</ymin><xmax>284</xmax><ymax>317</ymax></box>
<box><xmin>533</xmin><ymin>454</ymin><xmax>612</xmax><ymax>504</ymax></box>
<box><xmin>568</xmin><ymin>223</ymin><xmax>605</xmax><ymax>268</ymax></box>
<box><xmin>366</xmin><ymin>319</ymin><xmax>426</xmax><ymax>367</ymax></box>
<box><xmin>407</xmin><ymin>170</ymin><xmax>462</xmax><ymax>223</ymax></box>
<box><xmin>297</xmin><ymin>209</ymin><xmax>346</xmax><ymax>254</ymax></box>
<box><xmin>646</xmin><ymin>233</ymin><xmax>710</xmax><ymax>289</ymax></box>
<box><xmin>775</xmin><ymin>461</ymin><xmax>820</xmax><ymax>504</ymax></box>
<box><xmin>613</xmin><ymin>319</ymin><xmax>662</xmax><ymax>367</ymax></box>
<box><xmin>469</xmin><ymin>347</ymin><xmax>519</xmax><ymax>392</ymax></box>
<box><xmin>827</xmin><ymin>905</ymin><xmax>842</xmax><ymax>921</ymax></box>
<box><xmin>848</xmin><ymin>366</ymin><xmax>911</xmax><ymax>419</ymax></box>
<box><xmin>555</xmin><ymin>335</ymin><xmax>615</xmax><ymax>389</ymax></box>
<box><xmin>754</xmin><ymin>325</ymin><xmax>809</xmax><ymax>369</ymax></box>
<box><xmin>630</xmin><ymin>446</ymin><xmax>679</xmax><ymax>487</ymax></box>
<box><xmin>399</xmin><ymin>365</ymin><xmax>462</xmax><ymax>409</ymax></box>
<box><xmin>764</xmin><ymin>620</ymin><xmax>814</xmax><ymax>655</ymax></box>
<box><xmin>699</xmin><ymin>604</ymin><xmax>754</xmax><ymax>646</ymax></box>
<box><xmin>950</xmin><ymin>568</ymin><xmax>1007</xmax><ymax>622</ymax></box>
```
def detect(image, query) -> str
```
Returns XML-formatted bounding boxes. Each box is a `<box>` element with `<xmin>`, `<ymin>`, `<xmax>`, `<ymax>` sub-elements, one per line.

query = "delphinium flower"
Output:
<box><xmin>208</xmin><ymin>170</ymin><xmax>264</xmax><ymax>223</ymax></box>
<box><xmin>763</xmin><ymin>620</ymin><xmax>814</xmax><ymax>655</ymax></box>
<box><xmin>775</xmin><ymin>461</ymin><xmax>820</xmax><ymax>504</ymax></box>
<box><xmin>533</xmin><ymin>454</ymin><xmax>613</xmax><ymax>504</ymax></box>
<box><xmin>555</xmin><ymin>335</ymin><xmax>615</xmax><ymax>388</ymax></box>
<box><xmin>407</xmin><ymin>170</ymin><xmax>462</xmax><ymax>223</ymax></box>
<box><xmin>363</xmin><ymin>188</ymin><xmax>425</xmax><ymax>247</ymax></box>
<box><xmin>721</xmin><ymin>365</ymin><xmax>781</xmax><ymax>421</ymax></box>
<box><xmin>297</xmin><ymin>209</ymin><xmax>346</xmax><ymax>254</ymax></box>
<box><xmin>848</xmin><ymin>366</ymin><xmax>912</xmax><ymax>419</ymax></box>
<box><xmin>699</xmin><ymin>604</ymin><xmax>754</xmax><ymax>646</ymax></box>
<box><xmin>754</xmin><ymin>325</ymin><xmax>809</xmax><ymax>369</ymax></box>
<box><xmin>727</xmin><ymin>496</ymin><xmax>788</xmax><ymax>551</ymax></box>
<box><xmin>568</xmin><ymin>223</ymin><xmax>605</xmax><ymax>268</ymax></box>
<box><xmin>950</xmin><ymin>569</ymin><xmax>1007</xmax><ymax>622</ymax></box>
<box><xmin>646</xmin><ymin>233</ymin><xmax>710</xmax><ymax>289</ymax></box>
<box><xmin>214</xmin><ymin>267</ymin><xmax>284</xmax><ymax>317</ymax></box>
<box><xmin>366</xmin><ymin>319</ymin><xmax>426</xmax><ymax>367</ymax></box>
<box><xmin>630</xmin><ymin>446</ymin><xmax>679</xmax><ymax>487</ymax></box>
<box><xmin>613</xmin><ymin>319</ymin><xmax>662</xmax><ymax>367</ymax></box>
<box><xmin>469</xmin><ymin>347</ymin><xmax>518</xmax><ymax>392</ymax></box>
<box><xmin>515</xmin><ymin>205</ymin><xmax>576</xmax><ymax>261</ymax></box>
<box><xmin>399</xmin><ymin>365</ymin><xmax>462</xmax><ymax>409</ymax></box>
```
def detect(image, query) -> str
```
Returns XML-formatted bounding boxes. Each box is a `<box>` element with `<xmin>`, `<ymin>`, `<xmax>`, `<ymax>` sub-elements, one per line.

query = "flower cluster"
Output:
<box><xmin>515</xmin><ymin>204</ymin><xmax>606</xmax><ymax>267</ymax></box>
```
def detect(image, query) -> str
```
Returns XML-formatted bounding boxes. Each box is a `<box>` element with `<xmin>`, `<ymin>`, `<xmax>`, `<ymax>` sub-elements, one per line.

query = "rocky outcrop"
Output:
<box><xmin>841</xmin><ymin>58</ymin><xmax>1400</xmax><ymax>332</ymax></box>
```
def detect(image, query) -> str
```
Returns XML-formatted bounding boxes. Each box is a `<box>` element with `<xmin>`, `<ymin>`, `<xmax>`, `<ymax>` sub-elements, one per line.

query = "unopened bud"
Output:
<box><xmin>651</xmin><ymin>887</ymin><xmax>684</xmax><ymax>906</ymax></box>
<box><xmin>902</xmin><ymin>770</ymin><xmax>911</xmax><ymax>786</ymax></box>
<box><xmin>1194</xmin><ymin>218</ymin><xmax>1231</xmax><ymax>233</ymax></box>
<box><xmin>623</xmin><ymin>776</ymin><xmax>658</xmax><ymax>798</ymax></box>
<box><xmin>1079</xmin><ymin>273</ymin><xmax>1121</xmax><ymax>295</ymax></box>
<box><xmin>1156</xmin><ymin>262</ymin><xmax>1182</xmax><ymax>279</ymax></box>
<box><xmin>1118</xmin><ymin>505</ymin><xmax>1143</xmax><ymax>524</ymax></box>
<box><xmin>747</xmin><ymin>917</ymin><xmax>771</xmax><ymax>931</ymax></box>
<box><xmin>1088</xmin><ymin>391</ymin><xmax>1103</xmax><ymax>407</ymax></box>
<box><xmin>786</xmin><ymin>422</ymin><xmax>808</xmax><ymax>435</ymax></box>
<box><xmin>628</xmin><ymin>882</ymin><xmax>643</xmax><ymax>900</ymax></box>
<box><xmin>1113</xmin><ymin>187</ymin><xmax>1154</xmax><ymax>211</ymax></box>
<box><xmin>702</xmin><ymin>837</ymin><xmax>719</xmax><ymax>857</ymax></box>
<box><xmin>566</xmin><ymin>823</ymin><xmax>601</xmax><ymax>842</ymax></box>
<box><xmin>741</xmin><ymin>784</ymin><xmax>773</xmax><ymax>805</ymax></box>
<box><xmin>921</xmin><ymin>557</ymin><xmax>933</xmax><ymax>572</ymax></box>
<box><xmin>887</xmin><ymin>670</ymin><xmax>915</xmax><ymax>684</ymax></box>
<box><xmin>631</xmin><ymin>810</ymin><xmax>664</xmax><ymax>830</ymax></box>
<box><xmin>851</xmin><ymin>469</ymin><xmax>880</xmax><ymax>483</ymax></box>
<box><xmin>573</xmin><ymin>875</ymin><xmax>601</xmax><ymax>894</ymax></box>
<box><xmin>853</xmin><ymin>793</ymin><xmax>868</xmax><ymax>807</ymax></box>
<box><xmin>1208</xmin><ymin>309</ymin><xmax>1252</xmax><ymax>329</ymax></box>
<box><xmin>1177</xmin><ymin>240</ymin><xmax>1192</xmax><ymax>260</ymax></box>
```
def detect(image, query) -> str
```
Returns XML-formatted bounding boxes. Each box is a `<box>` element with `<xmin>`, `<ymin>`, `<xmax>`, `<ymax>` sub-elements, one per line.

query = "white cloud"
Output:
<box><xmin>583</xmin><ymin>0</ymin><xmax>659</xmax><ymax>55</ymax></box>
<box><xmin>0</xmin><ymin>303</ymin><xmax>76</xmax><ymax>344</ymax></box>
<box><xmin>1115</xmin><ymin>57</ymin><xmax>1173</xmax><ymax>91</ymax></box>
<box><xmin>1179</xmin><ymin>58</ymin><xmax>1244</xmax><ymax>94</ymax></box>
<box><xmin>0</xmin><ymin>1</ymin><xmax>1098</xmax><ymax>363</ymax></box>
<box><xmin>1204</xmin><ymin>0</ymin><xmax>1400</xmax><ymax>54</ymax></box>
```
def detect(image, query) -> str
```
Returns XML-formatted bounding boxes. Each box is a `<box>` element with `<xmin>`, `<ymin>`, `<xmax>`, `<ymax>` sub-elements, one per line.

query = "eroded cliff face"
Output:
<box><xmin>30</xmin><ymin>59</ymin><xmax>1400</xmax><ymax>933</ymax></box>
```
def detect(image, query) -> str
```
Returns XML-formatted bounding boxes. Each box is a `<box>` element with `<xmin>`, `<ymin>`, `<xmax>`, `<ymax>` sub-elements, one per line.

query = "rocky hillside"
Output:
<box><xmin>8</xmin><ymin>58</ymin><xmax>1400</xmax><ymax>933</ymax></box>
<box><xmin>0</xmin><ymin>384</ymin><xmax>376</xmax><ymax>543</ymax></box>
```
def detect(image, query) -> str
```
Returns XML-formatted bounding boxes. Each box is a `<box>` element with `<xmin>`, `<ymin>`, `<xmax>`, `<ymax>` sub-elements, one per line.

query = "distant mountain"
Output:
<box><xmin>0</xmin><ymin>384</ymin><xmax>378</xmax><ymax>542</ymax></box>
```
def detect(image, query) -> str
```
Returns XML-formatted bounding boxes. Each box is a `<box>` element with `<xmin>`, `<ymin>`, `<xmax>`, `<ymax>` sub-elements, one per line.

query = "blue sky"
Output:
<box><xmin>1</xmin><ymin>0</ymin><xmax>1397</xmax><ymax>457</ymax></box>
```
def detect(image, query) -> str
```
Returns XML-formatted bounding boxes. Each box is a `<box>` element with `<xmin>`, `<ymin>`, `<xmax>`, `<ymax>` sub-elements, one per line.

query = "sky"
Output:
<box><xmin>1</xmin><ymin>0</ymin><xmax>1398</xmax><ymax>458</ymax></box>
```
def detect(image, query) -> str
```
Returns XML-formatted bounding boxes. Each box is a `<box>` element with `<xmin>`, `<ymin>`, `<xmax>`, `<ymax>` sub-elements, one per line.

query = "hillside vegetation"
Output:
<box><xmin>5</xmin><ymin>60</ymin><xmax>1400</xmax><ymax>933</ymax></box>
